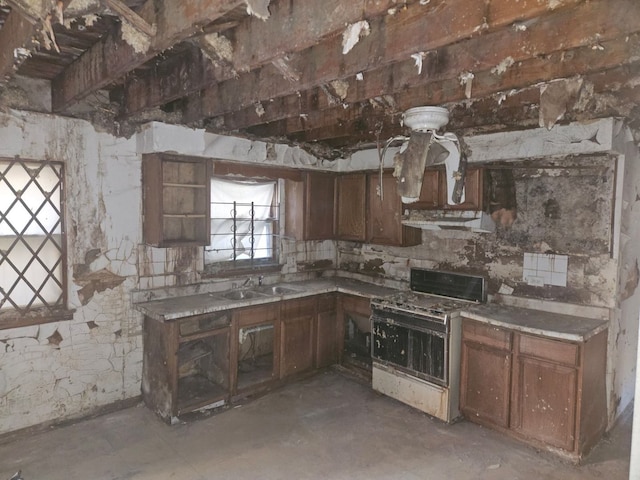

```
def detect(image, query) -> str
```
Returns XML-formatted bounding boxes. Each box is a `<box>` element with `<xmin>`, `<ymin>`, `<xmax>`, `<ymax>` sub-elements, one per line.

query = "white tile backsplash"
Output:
<box><xmin>523</xmin><ymin>253</ymin><xmax>568</xmax><ymax>286</ymax></box>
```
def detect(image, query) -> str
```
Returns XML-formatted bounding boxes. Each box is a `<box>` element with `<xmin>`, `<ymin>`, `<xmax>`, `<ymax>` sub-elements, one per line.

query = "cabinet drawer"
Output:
<box><xmin>518</xmin><ymin>334</ymin><xmax>579</xmax><ymax>367</ymax></box>
<box><xmin>179</xmin><ymin>311</ymin><xmax>231</xmax><ymax>340</ymax></box>
<box><xmin>462</xmin><ymin>320</ymin><xmax>511</xmax><ymax>350</ymax></box>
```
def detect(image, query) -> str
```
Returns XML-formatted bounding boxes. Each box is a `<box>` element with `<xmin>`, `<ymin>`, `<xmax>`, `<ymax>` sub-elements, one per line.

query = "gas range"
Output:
<box><xmin>371</xmin><ymin>291</ymin><xmax>476</xmax><ymax>322</ymax></box>
<box><xmin>370</xmin><ymin>269</ymin><xmax>486</xmax><ymax>422</ymax></box>
<box><xmin>371</xmin><ymin>269</ymin><xmax>486</xmax><ymax>323</ymax></box>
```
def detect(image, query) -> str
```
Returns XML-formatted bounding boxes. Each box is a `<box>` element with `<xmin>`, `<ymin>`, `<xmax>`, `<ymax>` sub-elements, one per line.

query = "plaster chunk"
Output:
<box><xmin>491</xmin><ymin>56</ymin><xmax>515</xmax><ymax>76</ymax></box>
<box><xmin>342</xmin><ymin>20</ymin><xmax>370</xmax><ymax>55</ymax></box>
<box><xmin>120</xmin><ymin>19</ymin><xmax>151</xmax><ymax>54</ymax></box>
<box><xmin>539</xmin><ymin>77</ymin><xmax>584</xmax><ymax>129</ymax></box>
<box><xmin>201</xmin><ymin>33</ymin><xmax>233</xmax><ymax>62</ymax></box>
<box><xmin>244</xmin><ymin>0</ymin><xmax>271</xmax><ymax>20</ymax></box>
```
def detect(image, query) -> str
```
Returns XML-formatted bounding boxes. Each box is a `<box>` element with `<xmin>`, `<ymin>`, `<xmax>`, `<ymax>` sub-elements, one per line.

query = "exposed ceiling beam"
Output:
<box><xmin>240</xmin><ymin>35</ymin><xmax>640</xmax><ymax>141</ymax></box>
<box><xmin>102</xmin><ymin>0</ymin><xmax>156</xmax><ymax>37</ymax></box>
<box><xmin>195</xmin><ymin>0</ymin><xmax>639</xmax><ymax>126</ymax></box>
<box><xmin>50</xmin><ymin>0</ymin><xmax>244</xmax><ymax>112</ymax></box>
<box><xmin>0</xmin><ymin>1</ymin><xmax>71</xmax><ymax>81</ymax></box>
<box><xmin>124</xmin><ymin>0</ymin><xmax>584</xmax><ymax>116</ymax></box>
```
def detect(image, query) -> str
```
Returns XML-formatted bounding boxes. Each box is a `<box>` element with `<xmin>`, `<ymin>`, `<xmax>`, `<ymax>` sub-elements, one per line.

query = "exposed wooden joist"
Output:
<box><xmin>0</xmin><ymin>1</ymin><xmax>71</xmax><ymax>81</ymax></box>
<box><xmin>124</xmin><ymin>0</ymin><xmax>584</xmax><ymax>116</ymax></box>
<box><xmin>50</xmin><ymin>0</ymin><xmax>243</xmax><ymax>112</ymax></box>
<box><xmin>193</xmin><ymin>0</ymin><xmax>639</xmax><ymax>127</ymax></box>
<box><xmin>102</xmin><ymin>0</ymin><xmax>156</xmax><ymax>37</ymax></box>
<box><xmin>241</xmin><ymin>34</ymin><xmax>640</xmax><ymax>141</ymax></box>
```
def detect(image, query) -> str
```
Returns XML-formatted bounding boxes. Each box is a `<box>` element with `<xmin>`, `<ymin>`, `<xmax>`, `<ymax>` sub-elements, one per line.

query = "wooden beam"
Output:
<box><xmin>124</xmin><ymin>0</ymin><xmax>584</xmax><ymax>116</ymax></box>
<box><xmin>102</xmin><ymin>0</ymin><xmax>156</xmax><ymax>37</ymax></box>
<box><xmin>0</xmin><ymin>1</ymin><xmax>72</xmax><ymax>81</ymax></box>
<box><xmin>190</xmin><ymin>0</ymin><xmax>639</xmax><ymax>124</ymax></box>
<box><xmin>0</xmin><ymin>9</ymin><xmax>37</xmax><ymax>80</ymax></box>
<box><xmin>50</xmin><ymin>0</ymin><xmax>243</xmax><ymax>112</ymax></box>
<box><xmin>238</xmin><ymin>34</ymin><xmax>640</xmax><ymax>140</ymax></box>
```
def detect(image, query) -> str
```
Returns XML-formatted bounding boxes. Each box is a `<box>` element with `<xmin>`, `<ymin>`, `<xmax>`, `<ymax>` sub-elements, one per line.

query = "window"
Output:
<box><xmin>0</xmin><ymin>159</ymin><xmax>65</xmax><ymax>315</ymax></box>
<box><xmin>205</xmin><ymin>176</ymin><xmax>279</xmax><ymax>269</ymax></box>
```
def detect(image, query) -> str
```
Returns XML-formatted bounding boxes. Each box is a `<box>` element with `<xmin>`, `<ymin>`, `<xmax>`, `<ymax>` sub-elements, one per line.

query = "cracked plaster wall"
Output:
<box><xmin>0</xmin><ymin>110</ymin><xmax>142</xmax><ymax>435</ymax></box>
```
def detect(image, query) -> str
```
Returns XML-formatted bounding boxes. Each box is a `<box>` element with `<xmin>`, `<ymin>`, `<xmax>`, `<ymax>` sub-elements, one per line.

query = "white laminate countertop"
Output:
<box><xmin>135</xmin><ymin>278</ymin><xmax>398</xmax><ymax>322</ymax></box>
<box><xmin>461</xmin><ymin>304</ymin><xmax>609</xmax><ymax>342</ymax></box>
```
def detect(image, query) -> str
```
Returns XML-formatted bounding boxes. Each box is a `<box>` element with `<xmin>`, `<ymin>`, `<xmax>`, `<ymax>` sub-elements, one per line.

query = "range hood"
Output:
<box><xmin>402</xmin><ymin>209</ymin><xmax>496</xmax><ymax>233</ymax></box>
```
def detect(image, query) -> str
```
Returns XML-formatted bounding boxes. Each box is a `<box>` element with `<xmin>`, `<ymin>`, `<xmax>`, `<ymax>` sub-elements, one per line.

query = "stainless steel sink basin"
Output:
<box><xmin>254</xmin><ymin>285</ymin><xmax>301</xmax><ymax>296</ymax></box>
<box><xmin>221</xmin><ymin>289</ymin><xmax>267</xmax><ymax>300</ymax></box>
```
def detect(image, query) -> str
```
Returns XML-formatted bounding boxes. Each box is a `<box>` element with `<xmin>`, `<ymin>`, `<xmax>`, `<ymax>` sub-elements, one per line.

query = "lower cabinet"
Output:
<box><xmin>142</xmin><ymin>293</ymin><xmax>343</xmax><ymax>423</ymax></box>
<box><xmin>142</xmin><ymin>310</ymin><xmax>232</xmax><ymax>422</ymax></box>
<box><xmin>460</xmin><ymin>321</ymin><xmax>512</xmax><ymax>428</ymax></box>
<box><xmin>232</xmin><ymin>303</ymin><xmax>280</xmax><ymax>393</ymax></box>
<box><xmin>460</xmin><ymin>318</ymin><xmax>608</xmax><ymax>460</ymax></box>
<box><xmin>316</xmin><ymin>293</ymin><xmax>339</xmax><ymax>368</ymax></box>
<box><xmin>280</xmin><ymin>298</ymin><xmax>316</xmax><ymax>378</ymax></box>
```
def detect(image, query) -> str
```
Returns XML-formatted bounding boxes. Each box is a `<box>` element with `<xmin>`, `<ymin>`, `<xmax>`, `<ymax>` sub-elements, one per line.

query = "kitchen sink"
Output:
<box><xmin>221</xmin><ymin>289</ymin><xmax>268</xmax><ymax>300</ymax></box>
<box><xmin>254</xmin><ymin>285</ymin><xmax>301</xmax><ymax>296</ymax></box>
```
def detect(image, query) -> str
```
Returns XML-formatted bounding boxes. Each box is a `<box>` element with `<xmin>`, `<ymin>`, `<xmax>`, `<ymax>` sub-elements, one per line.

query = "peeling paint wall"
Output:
<box><xmin>609</xmin><ymin>132</ymin><xmax>640</xmax><ymax>423</ymax></box>
<box><xmin>339</xmin><ymin>155</ymin><xmax>618</xmax><ymax>306</ymax></box>
<box><xmin>0</xmin><ymin>114</ymin><xmax>336</xmax><ymax>435</ymax></box>
<box><xmin>0</xmin><ymin>110</ymin><xmax>142</xmax><ymax>435</ymax></box>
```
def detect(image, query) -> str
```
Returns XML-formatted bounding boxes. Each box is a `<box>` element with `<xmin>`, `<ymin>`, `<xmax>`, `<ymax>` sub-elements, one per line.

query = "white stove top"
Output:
<box><xmin>371</xmin><ymin>290</ymin><xmax>477</xmax><ymax>321</ymax></box>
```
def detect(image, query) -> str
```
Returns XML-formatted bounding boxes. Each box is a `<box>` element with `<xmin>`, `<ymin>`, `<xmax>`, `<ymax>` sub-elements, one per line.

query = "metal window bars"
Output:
<box><xmin>206</xmin><ymin>201</ymin><xmax>278</xmax><ymax>263</ymax></box>
<box><xmin>0</xmin><ymin>159</ymin><xmax>65</xmax><ymax>313</ymax></box>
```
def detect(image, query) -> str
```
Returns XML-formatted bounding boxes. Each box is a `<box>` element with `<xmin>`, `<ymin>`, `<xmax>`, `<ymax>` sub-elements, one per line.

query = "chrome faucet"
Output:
<box><xmin>258</xmin><ymin>275</ymin><xmax>264</xmax><ymax>286</ymax></box>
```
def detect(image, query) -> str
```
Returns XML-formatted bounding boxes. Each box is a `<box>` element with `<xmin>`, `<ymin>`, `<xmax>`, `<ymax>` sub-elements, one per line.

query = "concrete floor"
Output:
<box><xmin>0</xmin><ymin>371</ymin><xmax>631</xmax><ymax>480</ymax></box>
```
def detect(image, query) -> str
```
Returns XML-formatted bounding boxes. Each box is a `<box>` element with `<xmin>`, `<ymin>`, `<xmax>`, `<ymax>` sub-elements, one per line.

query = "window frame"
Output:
<box><xmin>0</xmin><ymin>157</ymin><xmax>72</xmax><ymax>330</ymax></box>
<box><xmin>206</xmin><ymin>175</ymin><xmax>280</xmax><ymax>270</ymax></box>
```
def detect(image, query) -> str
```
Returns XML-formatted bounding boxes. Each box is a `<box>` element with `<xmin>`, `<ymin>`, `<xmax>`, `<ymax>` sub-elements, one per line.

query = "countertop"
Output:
<box><xmin>461</xmin><ymin>304</ymin><xmax>609</xmax><ymax>342</ymax></box>
<box><xmin>135</xmin><ymin>278</ymin><xmax>610</xmax><ymax>342</ymax></box>
<box><xmin>135</xmin><ymin>277</ymin><xmax>397</xmax><ymax>322</ymax></box>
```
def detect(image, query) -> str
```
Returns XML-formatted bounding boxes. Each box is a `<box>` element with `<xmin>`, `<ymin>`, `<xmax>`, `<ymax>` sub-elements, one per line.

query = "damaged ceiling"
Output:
<box><xmin>0</xmin><ymin>0</ymin><xmax>639</xmax><ymax>158</ymax></box>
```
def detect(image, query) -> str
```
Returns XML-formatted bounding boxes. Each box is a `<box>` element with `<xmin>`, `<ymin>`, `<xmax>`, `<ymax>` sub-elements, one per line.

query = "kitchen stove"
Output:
<box><xmin>370</xmin><ymin>269</ymin><xmax>485</xmax><ymax>422</ymax></box>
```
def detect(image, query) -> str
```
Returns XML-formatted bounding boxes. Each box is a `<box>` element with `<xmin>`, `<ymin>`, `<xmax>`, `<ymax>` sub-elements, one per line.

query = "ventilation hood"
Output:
<box><xmin>402</xmin><ymin>209</ymin><xmax>496</xmax><ymax>233</ymax></box>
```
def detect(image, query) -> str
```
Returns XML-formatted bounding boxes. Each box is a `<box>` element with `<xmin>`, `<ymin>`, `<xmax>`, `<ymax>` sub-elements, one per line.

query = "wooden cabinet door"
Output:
<box><xmin>366</xmin><ymin>172</ymin><xmax>419</xmax><ymax>246</ymax></box>
<box><xmin>280</xmin><ymin>298</ymin><xmax>316</xmax><ymax>378</ymax></box>
<box><xmin>316</xmin><ymin>294</ymin><xmax>338</xmax><ymax>368</ymax></box>
<box><xmin>460</xmin><ymin>340</ymin><xmax>512</xmax><ymax>428</ymax></box>
<box><xmin>440</xmin><ymin>167</ymin><xmax>484</xmax><ymax>210</ymax></box>
<box><xmin>336</xmin><ymin>173</ymin><xmax>367</xmax><ymax>241</ymax></box>
<box><xmin>407</xmin><ymin>169</ymin><xmax>440</xmax><ymax>209</ymax></box>
<box><xmin>232</xmin><ymin>304</ymin><xmax>280</xmax><ymax>393</ymax></box>
<box><xmin>511</xmin><ymin>349</ymin><xmax>578</xmax><ymax>451</ymax></box>
<box><xmin>305</xmin><ymin>172</ymin><xmax>335</xmax><ymax>240</ymax></box>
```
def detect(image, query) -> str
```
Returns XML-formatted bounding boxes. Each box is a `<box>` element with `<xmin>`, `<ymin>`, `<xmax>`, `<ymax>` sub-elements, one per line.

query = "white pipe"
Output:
<box><xmin>629</xmin><ymin>307</ymin><xmax>640</xmax><ymax>479</ymax></box>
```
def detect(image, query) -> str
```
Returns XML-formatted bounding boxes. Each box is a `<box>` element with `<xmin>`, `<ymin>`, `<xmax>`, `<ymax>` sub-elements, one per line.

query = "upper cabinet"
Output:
<box><xmin>408</xmin><ymin>167</ymin><xmax>485</xmax><ymax>211</ymax></box>
<box><xmin>336</xmin><ymin>171</ymin><xmax>421</xmax><ymax>247</ymax></box>
<box><xmin>336</xmin><ymin>173</ymin><xmax>367</xmax><ymax>242</ymax></box>
<box><xmin>285</xmin><ymin>171</ymin><xmax>335</xmax><ymax>241</ymax></box>
<box><xmin>367</xmin><ymin>172</ymin><xmax>421</xmax><ymax>246</ymax></box>
<box><xmin>143</xmin><ymin>154</ymin><xmax>211</xmax><ymax>247</ymax></box>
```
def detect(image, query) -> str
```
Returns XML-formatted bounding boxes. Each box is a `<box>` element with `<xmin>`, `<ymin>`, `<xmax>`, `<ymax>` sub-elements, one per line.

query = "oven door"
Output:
<box><xmin>371</xmin><ymin>308</ymin><xmax>448</xmax><ymax>387</ymax></box>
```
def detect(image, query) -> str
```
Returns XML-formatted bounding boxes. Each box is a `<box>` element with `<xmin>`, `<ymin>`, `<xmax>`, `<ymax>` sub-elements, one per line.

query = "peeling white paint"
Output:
<box><xmin>459</xmin><ymin>71</ymin><xmax>475</xmax><ymax>99</ymax></box>
<box><xmin>244</xmin><ymin>0</ymin><xmax>271</xmax><ymax>20</ymax></box>
<box><xmin>411</xmin><ymin>52</ymin><xmax>427</xmax><ymax>75</ymax></box>
<box><xmin>330</xmin><ymin>80</ymin><xmax>349</xmax><ymax>101</ymax></box>
<box><xmin>120</xmin><ymin>19</ymin><xmax>151</xmax><ymax>54</ymax></box>
<box><xmin>201</xmin><ymin>32</ymin><xmax>233</xmax><ymax>62</ymax></box>
<box><xmin>342</xmin><ymin>20</ymin><xmax>370</xmax><ymax>55</ymax></box>
<box><xmin>255</xmin><ymin>102</ymin><xmax>265</xmax><ymax>117</ymax></box>
<box><xmin>491</xmin><ymin>56</ymin><xmax>515</xmax><ymax>76</ymax></box>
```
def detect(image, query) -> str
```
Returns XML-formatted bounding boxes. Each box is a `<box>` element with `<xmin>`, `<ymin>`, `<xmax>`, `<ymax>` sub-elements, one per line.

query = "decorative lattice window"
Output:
<box><xmin>0</xmin><ymin>159</ymin><xmax>65</xmax><ymax>314</ymax></box>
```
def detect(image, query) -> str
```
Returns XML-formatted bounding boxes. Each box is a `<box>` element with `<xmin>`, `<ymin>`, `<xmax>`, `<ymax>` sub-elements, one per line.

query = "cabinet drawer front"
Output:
<box><xmin>518</xmin><ymin>334</ymin><xmax>579</xmax><ymax>366</ymax></box>
<box><xmin>179</xmin><ymin>311</ymin><xmax>231</xmax><ymax>339</ymax></box>
<box><xmin>462</xmin><ymin>320</ymin><xmax>511</xmax><ymax>350</ymax></box>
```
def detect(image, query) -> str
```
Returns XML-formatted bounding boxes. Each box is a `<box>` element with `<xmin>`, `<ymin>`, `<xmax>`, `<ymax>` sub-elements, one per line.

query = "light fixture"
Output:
<box><xmin>384</xmin><ymin>106</ymin><xmax>466</xmax><ymax>205</ymax></box>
